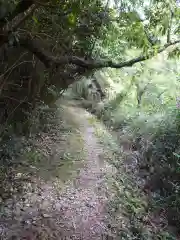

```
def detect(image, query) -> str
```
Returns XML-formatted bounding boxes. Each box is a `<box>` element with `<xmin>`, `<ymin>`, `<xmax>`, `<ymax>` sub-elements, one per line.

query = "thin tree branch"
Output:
<box><xmin>0</xmin><ymin>4</ymin><xmax>37</xmax><ymax>47</ymax></box>
<box><xmin>88</xmin><ymin>0</ymin><xmax>110</xmax><ymax>57</ymax></box>
<box><xmin>143</xmin><ymin>26</ymin><xmax>158</xmax><ymax>46</ymax></box>
<box><xmin>0</xmin><ymin>51</ymin><xmax>28</xmax><ymax>81</ymax></box>
<box><xmin>0</xmin><ymin>0</ymin><xmax>34</xmax><ymax>29</ymax></box>
<box><xmin>157</xmin><ymin>89</ymin><xmax>166</xmax><ymax>99</ymax></box>
<box><xmin>167</xmin><ymin>10</ymin><xmax>174</xmax><ymax>43</ymax></box>
<box><xmin>10</xmin><ymin>4</ymin><xmax>37</xmax><ymax>32</ymax></box>
<box><xmin>0</xmin><ymin>96</ymin><xmax>28</xmax><ymax>137</ymax></box>
<box><xmin>19</xmin><ymin>36</ymin><xmax>53</xmax><ymax>68</ymax></box>
<box><xmin>135</xmin><ymin>11</ymin><xmax>159</xmax><ymax>46</ymax></box>
<box><xmin>33</xmin><ymin>1</ymin><xmax>56</xmax><ymax>7</ymax></box>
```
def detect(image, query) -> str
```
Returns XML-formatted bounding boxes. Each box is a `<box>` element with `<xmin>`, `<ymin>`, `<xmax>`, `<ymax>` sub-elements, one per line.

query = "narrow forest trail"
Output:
<box><xmin>50</xmin><ymin>103</ymin><xmax>117</xmax><ymax>239</ymax></box>
<box><xmin>1</xmin><ymin>101</ymin><xmax>119</xmax><ymax>240</ymax></box>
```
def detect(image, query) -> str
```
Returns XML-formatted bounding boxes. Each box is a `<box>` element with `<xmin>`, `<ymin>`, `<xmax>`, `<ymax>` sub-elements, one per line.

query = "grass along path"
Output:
<box><xmin>82</xmin><ymin>107</ymin><xmax>176</xmax><ymax>239</ymax></box>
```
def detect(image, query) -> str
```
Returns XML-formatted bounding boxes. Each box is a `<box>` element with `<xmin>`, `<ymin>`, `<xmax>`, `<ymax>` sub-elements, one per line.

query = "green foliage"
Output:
<box><xmin>89</xmin><ymin>47</ymin><xmax>180</xmax><ymax>237</ymax></box>
<box><xmin>0</xmin><ymin>0</ymin><xmax>179</xmax><ymax>129</ymax></box>
<box><xmin>2</xmin><ymin>0</ymin><xmax>180</xmax><ymax>63</ymax></box>
<box><xmin>168</xmin><ymin>46</ymin><xmax>180</xmax><ymax>59</ymax></box>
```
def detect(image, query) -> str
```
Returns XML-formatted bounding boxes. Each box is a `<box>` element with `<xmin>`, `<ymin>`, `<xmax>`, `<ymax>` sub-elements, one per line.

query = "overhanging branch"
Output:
<box><xmin>19</xmin><ymin>36</ymin><xmax>180</xmax><ymax>70</ymax></box>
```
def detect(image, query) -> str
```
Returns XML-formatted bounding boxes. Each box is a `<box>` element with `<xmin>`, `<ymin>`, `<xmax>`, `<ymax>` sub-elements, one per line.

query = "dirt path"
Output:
<box><xmin>1</xmin><ymin>103</ymin><xmax>116</xmax><ymax>240</ymax></box>
<box><xmin>54</xmin><ymin>105</ymin><xmax>115</xmax><ymax>239</ymax></box>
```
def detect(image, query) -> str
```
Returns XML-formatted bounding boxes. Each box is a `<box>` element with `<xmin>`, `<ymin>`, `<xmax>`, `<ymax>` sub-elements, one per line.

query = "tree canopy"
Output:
<box><xmin>0</xmin><ymin>0</ymin><xmax>179</xmax><ymax>128</ymax></box>
<box><xmin>1</xmin><ymin>0</ymin><xmax>180</xmax><ymax>70</ymax></box>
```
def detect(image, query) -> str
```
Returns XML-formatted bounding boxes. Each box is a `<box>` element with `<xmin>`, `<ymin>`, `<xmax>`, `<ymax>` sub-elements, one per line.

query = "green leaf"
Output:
<box><xmin>67</xmin><ymin>13</ymin><xmax>76</xmax><ymax>26</ymax></box>
<box><xmin>173</xmin><ymin>152</ymin><xmax>180</xmax><ymax>158</ymax></box>
<box><xmin>32</xmin><ymin>15</ymin><xmax>38</xmax><ymax>24</ymax></box>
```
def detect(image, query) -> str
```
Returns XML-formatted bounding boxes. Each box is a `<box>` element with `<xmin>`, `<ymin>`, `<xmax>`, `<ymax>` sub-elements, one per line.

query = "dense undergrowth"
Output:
<box><xmin>69</xmin><ymin>51</ymin><xmax>180</xmax><ymax>238</ymax></box>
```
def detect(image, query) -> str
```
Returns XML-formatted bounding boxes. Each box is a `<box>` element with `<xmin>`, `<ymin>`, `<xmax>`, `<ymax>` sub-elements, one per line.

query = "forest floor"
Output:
<box><xmin>0</xmin><ymin>100</ymin><xmax>175</xmax><ymax>239</ymax></box>
<box><xmin>0</xmin><ymin>100</ymin><xmax>120</xmax><ymax>239</ymax></box>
